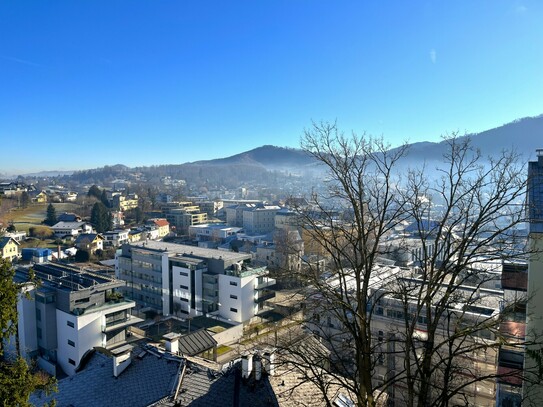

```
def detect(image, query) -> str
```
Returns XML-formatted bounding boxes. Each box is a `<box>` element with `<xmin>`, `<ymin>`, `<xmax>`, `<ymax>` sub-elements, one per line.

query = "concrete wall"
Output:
<box><xmin>212</xmin><ymin>323</ymin><xmax>243</xmax><ymax>346</ymax></box>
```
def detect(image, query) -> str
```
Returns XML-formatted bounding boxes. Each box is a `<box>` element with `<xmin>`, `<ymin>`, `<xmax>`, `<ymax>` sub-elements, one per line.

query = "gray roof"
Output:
<box><xmin>131</xmin><ymin>240</ymin><xmax>250</xmax><ymax>262</ymax></box>
<box><xmin>178</xmin><ymin>329</ymin><xmax>217</xmax><ymax>356</ymax></box>
<box><xmin>31</xmin><ymin>349</ymin><xmax>181</xmax><ymax>407</ymax></box>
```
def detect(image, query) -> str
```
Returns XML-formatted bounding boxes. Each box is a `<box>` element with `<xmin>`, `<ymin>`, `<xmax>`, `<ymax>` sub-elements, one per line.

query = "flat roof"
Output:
<box><xmin>131</xmin><ymin>241</ymin><xmax>251</xmax><ymax>262</ymax></box>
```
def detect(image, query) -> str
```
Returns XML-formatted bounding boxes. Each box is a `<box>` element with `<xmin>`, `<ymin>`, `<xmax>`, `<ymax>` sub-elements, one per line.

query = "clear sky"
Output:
<box><xmin>1</xmin><ymin>1</ymin><xmax>542</xmax><ymax>174</ymax></box>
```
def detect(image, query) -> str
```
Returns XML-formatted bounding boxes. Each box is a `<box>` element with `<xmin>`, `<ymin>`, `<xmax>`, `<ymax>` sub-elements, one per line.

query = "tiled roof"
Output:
<box><xmin>153</xmin><ymin>219</ymin><xmax>169</xmax><ymax>227</ymax></box>
<box><xmin>30</xmin><ymin>349</ymin><xmax>181</xmax><ymax>407</ymax></box>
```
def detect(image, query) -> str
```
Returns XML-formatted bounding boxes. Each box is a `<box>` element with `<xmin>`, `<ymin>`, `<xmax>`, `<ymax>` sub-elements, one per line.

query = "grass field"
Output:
<box><xmin>3</xmin><ymin>202</ymin><xmax>81</xmax><ymax>232</ymax></box>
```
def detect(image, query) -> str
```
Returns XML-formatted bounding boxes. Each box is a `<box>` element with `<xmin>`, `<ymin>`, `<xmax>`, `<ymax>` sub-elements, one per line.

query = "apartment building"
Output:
<box><xmin>242</xmin><ymin>205</ymin><xmax>281</xmax><ymax>235</ymax></box>
<box><xmin>15</xmin><ymin>263</ymin><xmax>140</xmax><ymax>376</ymax></box>
<box><xmin>115</xmin><ymin>241</ymin><xmax>275</xmax><ymax>323</ymax></box>
<box><xmin>306</xmin><ymin>264</ymin><xmax>503</xmax><ymax>407</ymax></box>
<box><xmin>165</xmin><ymin>207</ymin><xmax>208</xmax><ymax>234</ymax></box>
<box><xmin>525</xmin><ymin>148</ymin><xmax>543</xmax><ymax>403</ymax></box>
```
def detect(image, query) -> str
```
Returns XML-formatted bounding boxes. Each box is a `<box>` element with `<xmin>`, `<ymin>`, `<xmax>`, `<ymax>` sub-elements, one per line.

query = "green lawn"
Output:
<box><xmin>5</xmin><ymin>203</ymin><xmax>80</xmax><ymax>232</ymax></box>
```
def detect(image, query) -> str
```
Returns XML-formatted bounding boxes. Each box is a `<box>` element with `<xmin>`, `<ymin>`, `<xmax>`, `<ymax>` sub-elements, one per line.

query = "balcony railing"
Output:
<box><xmin>256</xmin><ymin>278</ymin><xmax>276</xmax><ymax>290</ymax></box>
<box><xmin>255</xmin><ymin>290</ymin><xmax>275</xmax><ymax>304</ymax></box>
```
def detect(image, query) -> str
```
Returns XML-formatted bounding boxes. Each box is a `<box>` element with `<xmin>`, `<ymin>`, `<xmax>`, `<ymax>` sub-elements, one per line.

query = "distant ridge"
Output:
<box><xmin>10</xmin><ymin>114</ymin><xmax>543</xmax><ymax>179</ymax></box>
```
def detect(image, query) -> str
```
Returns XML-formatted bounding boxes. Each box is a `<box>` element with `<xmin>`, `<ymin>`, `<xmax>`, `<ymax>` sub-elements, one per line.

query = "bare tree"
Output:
<box><xmin>277</xmin><ymin>122</ymin><xmax>541</xmax><ymax>407</ymax></box>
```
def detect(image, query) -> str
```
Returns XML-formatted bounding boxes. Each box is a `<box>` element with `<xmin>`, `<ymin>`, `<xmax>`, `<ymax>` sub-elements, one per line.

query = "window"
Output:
<box><xmin>68</xmin><ymin>340</ymin><xmax>75</xmax><ymax>347</ymax></box>
<box><xmin>67</xmin><ymin>321</ymin><xmax>75</xmax><ymax>328</ymax></box>
<box><xmin>180</xmin><ymin>298</ymin><xmax>189</xmax><ymax>303</ymax></box>
<box><xmin>230</xmin><ymin>294</ymin><xmax>238</xmax><ymax>300</ymax></box>
<box><xmin>230</xmin><ymin>281</ymin><xmax>238</xmax><ymax>286</ymax></box>
<box><xmin>68</xmin><ymin>358</ymin><xmax>76</xmax><ymax>366</ymax></box>
<box><xmin>180</xmin><ymin>271</ymin><xmax>188</xmax><ymax>277</ymax></box>
<box><xmin>180</xmin><ymin>285</ymin><xmax>188</xmax><ymax>290</ymax></box>
<box><xmin>36</xmin><ymin>309</ymin><xmax>41</xmax><ymax>321</ymax></box>
<box><xmin>230</xmin><ymin>307</ymin><xmax>238</xmax><ymax>313</ymax></box>
<box><xmin>37</xmin><ymin>327</ymin><xmax>42</xmax><ymax>339</ymax></box>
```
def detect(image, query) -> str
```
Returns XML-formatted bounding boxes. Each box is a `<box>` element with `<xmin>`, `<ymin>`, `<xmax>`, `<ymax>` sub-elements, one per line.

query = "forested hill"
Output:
<box><xmin>52</xmin><ymin>114</ymin><xmax>543</xmax><ymax>186</ymax></box>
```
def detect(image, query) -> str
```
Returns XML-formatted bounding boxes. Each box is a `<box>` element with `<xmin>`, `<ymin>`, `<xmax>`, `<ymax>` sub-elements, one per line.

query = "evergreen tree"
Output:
<box><xmin>91</xmin><ymin>202</ymin><xmax>112</xmax><ymax>233</ymax></box>
<box><xmin>87</xmin><ymin>184</ymin><xmax>101</xmax><ymax>200</ymax></box>
<box><xmin>44</xmin><ymin>204</ymin><xmax>57</xmax><ymax>226</ymax></box>
<box><xmin>100</xmin><ymin>189</ymin><xmax>110</xmax><ymax>208</ymax></box>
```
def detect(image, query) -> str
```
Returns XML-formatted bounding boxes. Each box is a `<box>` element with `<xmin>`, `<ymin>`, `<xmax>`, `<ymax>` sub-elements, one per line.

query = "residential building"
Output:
<box><xmin>147</xmin><ymin>218</ymin><xmax>170</xmax><ymax>238</ymax></box>
<box><xmin>103</xmin><ymin>229</ymin><xmax>130</xmax><ymax>247</ymax></box>
<box><xmin>112</xmin><ymin>193</ymin><xmax>139</xmax><ymax>211</ymax></box>
<box><xmin>225</xmin><ymin>203</ymin><xmax>257</xmax><ymax>227</ymax></box>
<box><xmin>0</xmin><ymin>236</ymin><xmax>20</xmax><ymax>261</ymax></box>
<box><xmin>188</xmin><ymin>223</ymin><xmax>242</xmax><ymax>243</ymax></box>
<box><xmin>165</xmin><ymin>207</ymin><xmax>208</xmax><ymax>234</ymax></box>
<box><xmin>243</xmin><ymin>205</ymin><xmax>281</xmax><ymax>235</ymax></box>
<box><xmin>306</xmin><ymin>264</ymin><xmax>503</xmax><ymax>407</ymax></box>
<box><xmin>74</xmin><ymin>233</ymin><xmax>104</xmax><ymax>254</ymax></box>
<box><xmin>116</xmin><ymin>241</ymin><xmax>275</xmax><ymax>323</ymax></box>
<box><xmin>51</xmin><ymin>221</ymin><xmax>93</xmax><ymax>239</ymax></box>
<box><xmin>525</xmin><ymin>148</ymin><xmax>543</xmax><ymax>403</ymax></box>
<box><xmin>5</xmin><ymin>230</ymin><xmax>27</xmax><ymax>243</ymax></box>
<box><xmin>15</xmin><ymin>263</ymin><xmax>141</xmax><ymax>376</ymax></box>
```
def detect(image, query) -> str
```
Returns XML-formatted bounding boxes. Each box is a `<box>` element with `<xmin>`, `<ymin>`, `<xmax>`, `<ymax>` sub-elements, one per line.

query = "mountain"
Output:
<box><xmin>16</xmin><ymin>115</ymin><xmax>543</xmax><ymax>185</ymax></box>
<box><xmin>192</xmin><ymin>145</ymin><xmax>316</xmax><ymax>170</ymax></box>
<box><xmin>398</xmin><ymin>114</ymin><xmax>543</xmax><ymax>163</ymax></box>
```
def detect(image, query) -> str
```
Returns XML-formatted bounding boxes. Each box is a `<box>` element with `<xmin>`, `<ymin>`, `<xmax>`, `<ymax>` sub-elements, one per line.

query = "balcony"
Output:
<box><xmin>102</xmin><ymin>315</ymin><xmax>144</xmax><ymax>333</ymax></box>
<box><xmin>256</xmin><ymin>278</ymin><xmax>276</xmax><ymax>290</ymax></box>
<box><xmin>254</xmin><ymin>289</ymin><xmax>275</xmax><ymax>304</ymax></box>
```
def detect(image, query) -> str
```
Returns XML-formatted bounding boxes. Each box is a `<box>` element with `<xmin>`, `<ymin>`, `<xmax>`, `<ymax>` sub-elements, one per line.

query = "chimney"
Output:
<box><xmin>111</xmin><ymin>344</ymin><xmax>133</xmax><ymax>377</ymax></box>
<box><xmin>241</xmin><ymin>353</ymin><xmax>253</xmax><ymax>379</ymax></box>
<box><xmin>538</xmin><ymin>149</ymin><xmax>543</xmax><ymax>166</ymax></box>
<box><xmin>253</xmin><ymin>352</ymin><xmax>262</xmax><ymax>381</ymax></box>
<box><xmin>163</xmin><ymin>332</ymin><xmax>181</xmax><ymax>354</ymax></box>
<box><xmin>263</xmin><ymin>350</ymin><xmax>275</xmax><ymax>376</ymax></box>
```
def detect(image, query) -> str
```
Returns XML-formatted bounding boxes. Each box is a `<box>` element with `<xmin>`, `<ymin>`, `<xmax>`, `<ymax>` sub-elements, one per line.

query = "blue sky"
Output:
<box><xmin>1</xmin><ymin>1</ymin><xmax>542</xmax><ymax>174</ymax></box>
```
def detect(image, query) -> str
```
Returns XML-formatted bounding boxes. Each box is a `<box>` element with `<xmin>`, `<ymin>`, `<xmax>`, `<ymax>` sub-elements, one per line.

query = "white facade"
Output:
<box><xmin>103</xmin><ymin>229</ymin><xmax>130</xmax><ymax>247</ymax></box>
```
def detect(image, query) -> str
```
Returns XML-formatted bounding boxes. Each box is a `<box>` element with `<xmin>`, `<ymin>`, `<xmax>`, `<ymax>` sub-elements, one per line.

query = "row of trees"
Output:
<box><xmin>274</xmin><ymin>124</ymin><xmax>542</xmax><ymax>407</ymax></box>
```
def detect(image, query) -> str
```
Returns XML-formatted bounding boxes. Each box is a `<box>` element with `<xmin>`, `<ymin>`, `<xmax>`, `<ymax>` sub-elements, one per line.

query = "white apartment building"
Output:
<box><xmin>15</xmin><ymin>263</ymin><xmax>141</xmax><ymax>376</ymax></box>
<box><xmin>103</xmin><ymin>229</ymin><xmax>130</xmax><ymax>247</ymax></box>
<box><xmin>116</xmin><ymin>241</ymin><xmax>276</xmax><ymax>323</ymax></box>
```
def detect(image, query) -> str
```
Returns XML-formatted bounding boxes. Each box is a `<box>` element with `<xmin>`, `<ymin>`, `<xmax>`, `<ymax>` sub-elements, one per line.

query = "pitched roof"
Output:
<box><xmin>30</xmin><ymin>349</ymin><xmax>181</xmax><ymax>407</ymax></box>
<box><xmin>0</xmin><ymin>236</ymin><xmax>19</xmax><ymax>249</ymax></box>
<box><xmin>153</xmin><ymin>219</ymin><xmax>169</xmax><ymax>227</ymax></box>
<box><xmin>178</xmin><ymin>329</ymin><xmax>217</xmax><ymax>356</ymax></box>
<box><xmin>74</xmin><ymin>233</ymin><xmax>103</xmax><ymax>245</ymax></box>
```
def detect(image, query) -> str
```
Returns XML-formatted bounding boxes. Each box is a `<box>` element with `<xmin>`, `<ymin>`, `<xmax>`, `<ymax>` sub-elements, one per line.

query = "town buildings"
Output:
<box><xmin>115</xmin><ymin>241</ymin><xmax>276</xmax><ymax>323</ymax></box>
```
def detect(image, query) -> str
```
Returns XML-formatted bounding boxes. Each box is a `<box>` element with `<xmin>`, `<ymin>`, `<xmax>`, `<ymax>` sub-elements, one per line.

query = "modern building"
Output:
<box><xmin>116</xmin><ymin>241</ymin><xmax>275</xmax><ymax>323</ymax></box>
<box><xmin>103</xmin><ymin>229</ymin><xmax>130</xmax><ymax>247</ymax></box>
<box><xmin>524</xmin><ymin>148</ymin><xmax>543</xmax><ymax>403</ymax></box>
<box><xmin>165</xmin><ymin>206</ymin><xmax>208</xmax><ymax>234</ymax></box>
<box><xmin>15</xmin><ymin>263</ymin><xmax>141</xmax><ymax>376</ymax></box>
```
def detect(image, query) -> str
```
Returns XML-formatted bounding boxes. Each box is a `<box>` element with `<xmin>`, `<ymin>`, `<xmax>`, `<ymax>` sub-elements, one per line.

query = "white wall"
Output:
<box><xmin>172</xmin><ymin>265</ymin><xmax>192</xmax><ymax>316</ymax></box>
<box><xmin>17</xmin><ymin>287</ymin><xmax>37</xmax><ymax>360</ymax></box>
<box><xmin>218</xmin><ymin>275</ymin><xmax>243</xmax><ymax>323</ymax></box>
<box><xmin>56</xmin><ymin>310</ymin><xmax>103</xmax><ymax>376</ymax></box>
